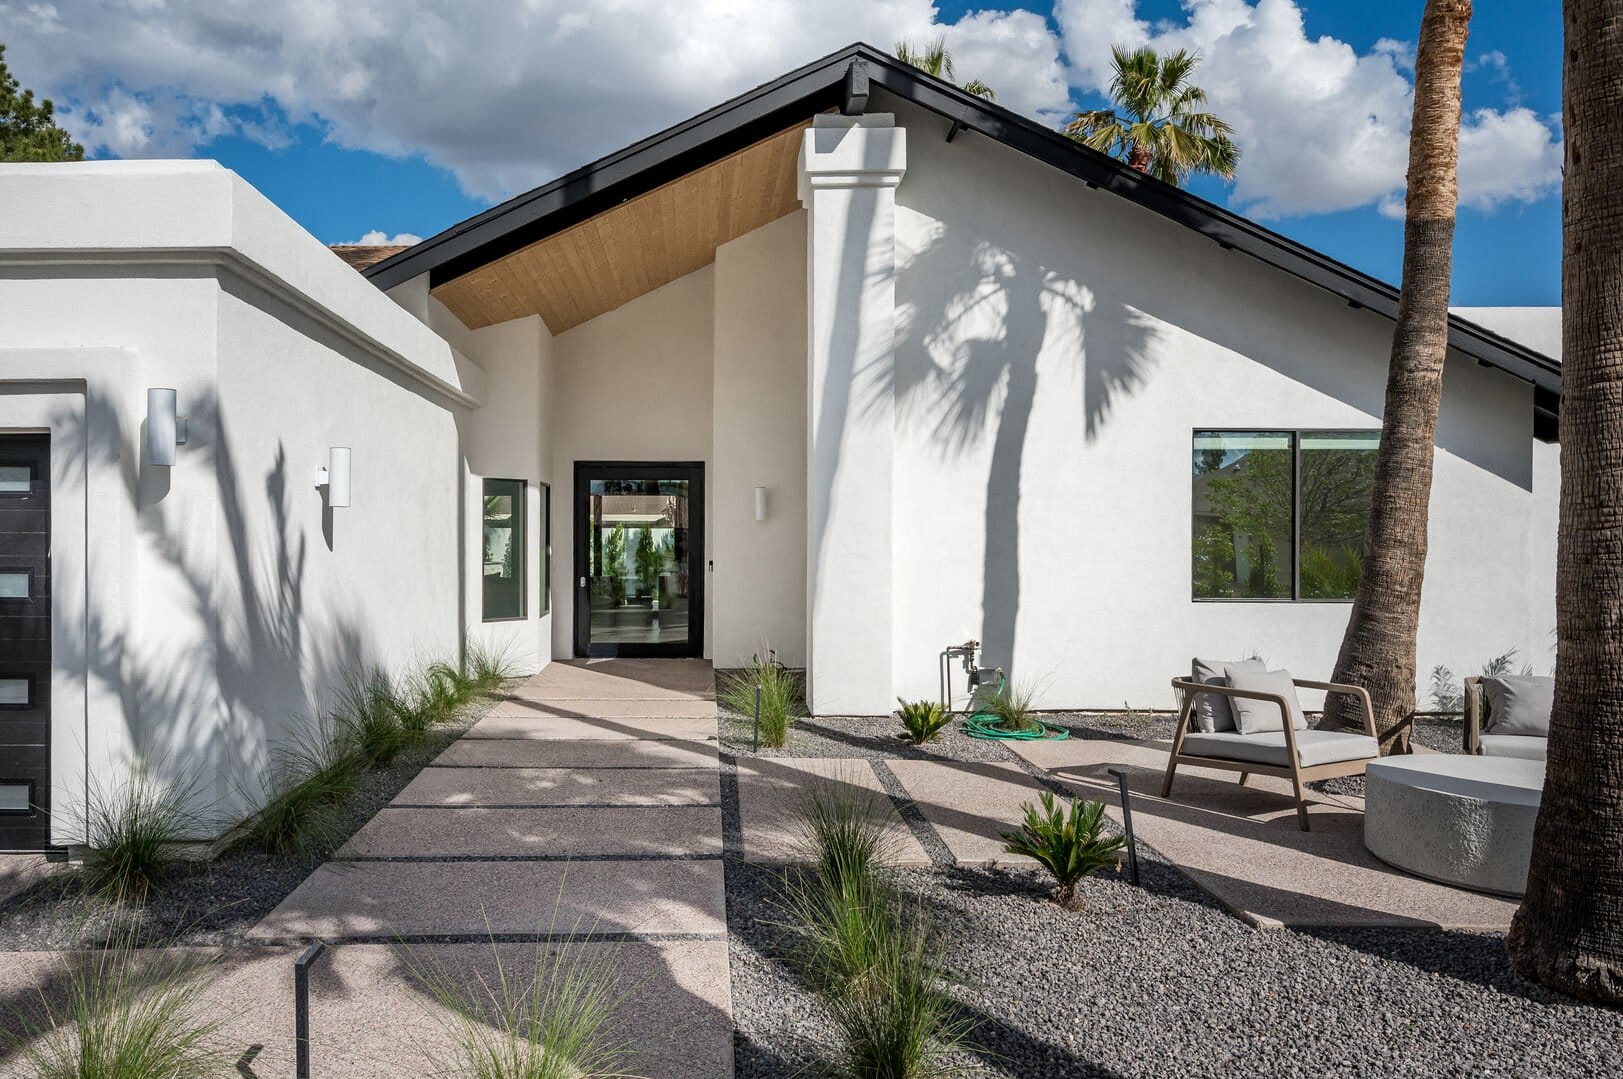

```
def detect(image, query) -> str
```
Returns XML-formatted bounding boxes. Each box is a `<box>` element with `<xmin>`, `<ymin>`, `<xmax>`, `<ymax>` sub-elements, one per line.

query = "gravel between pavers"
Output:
<box><xmin>0</xmin><ymin>697</ymin><xmax>498</xmax><ymax>951</ymax></box>
<box><xmin>724</xmin><ymin>710</ymin><xmax>1621</xmax><ymax>1078</ymax></box>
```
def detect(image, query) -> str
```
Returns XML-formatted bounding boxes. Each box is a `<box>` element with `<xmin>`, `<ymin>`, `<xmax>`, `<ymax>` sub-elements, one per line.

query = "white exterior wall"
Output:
<box><xmin>549</xmin><ymin>268</ymin><xmax>717</xmax><ymax>659</ymax></box>
<box><xmin>0</xmin><ymin>162</ymin><xmax>475</xmax><ymax>837</ymax></box>
<box><xmin>862</xmin><ymin>101</ymin><xmax>1557</xmax><ymax>712</ymax></box>
<box><xmin>712</xmin><ymin>213</ymin><xmax>809</xmax><ymax>666</ymax></box>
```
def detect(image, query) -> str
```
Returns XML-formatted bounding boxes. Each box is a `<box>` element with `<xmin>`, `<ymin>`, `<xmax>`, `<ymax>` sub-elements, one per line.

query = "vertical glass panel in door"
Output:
<box><xmin>587</xmin><ymin>479</ymin><xmax>691</xmax><ymax>646</ymax></box>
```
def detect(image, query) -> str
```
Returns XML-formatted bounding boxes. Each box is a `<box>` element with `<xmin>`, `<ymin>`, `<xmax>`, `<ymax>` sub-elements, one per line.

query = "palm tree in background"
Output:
<box><xmin>895</xmin><ymin>37</ymin><xmax>995</xmax><ymax>100</ymax></box>
<box><xmin>1064</xmin><ymin>45</ymin><xmax>1237</xmax><ymax>185</ymax></box>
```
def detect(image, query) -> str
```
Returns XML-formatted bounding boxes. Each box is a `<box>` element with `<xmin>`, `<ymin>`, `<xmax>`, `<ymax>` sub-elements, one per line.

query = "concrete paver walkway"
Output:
<box><xmin>250</xmin><ymin>659</ymin><xmax>732</xmax><ymax>1077</ymax></box>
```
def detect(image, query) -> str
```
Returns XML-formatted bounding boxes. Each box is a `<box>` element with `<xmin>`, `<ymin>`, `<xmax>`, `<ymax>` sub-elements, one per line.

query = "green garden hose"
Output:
<box><xmin>959</xmin><ymin>673</ymin><xmax>1070</xmax><ymax>741</ymax></box>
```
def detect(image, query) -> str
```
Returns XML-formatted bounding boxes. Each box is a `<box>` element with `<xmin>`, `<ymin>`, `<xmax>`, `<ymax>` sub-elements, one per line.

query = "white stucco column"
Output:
<box><xmin>799</xmin><ymin>114</ymin><xmax>906</xmax><ymax>714</ymax></box>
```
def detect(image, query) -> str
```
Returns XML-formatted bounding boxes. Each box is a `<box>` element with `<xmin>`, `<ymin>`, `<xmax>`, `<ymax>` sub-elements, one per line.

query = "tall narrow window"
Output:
<box><xmin>1192</xmin><ymin>432</ymin><xmax>1293</xmax><ymax>599</ymax></box>
<box><xmin>540</xmin><ymin>483</ymin><xmax>551</xmax><ymax>615</ymax></box>
<box><xmin>482</xmin><ymin>479</ymin><xmax>525</xmax><ymax>621</ymax></box>
<box><xmin>1192</xmin><ymin>430</ymin><xmax>1378</xmax><ymax>601</ymax></box>
<box><xmin>1298</xmin><ymin>431</ymin><xmax>1379</xmax><ymax>599</ymax></box>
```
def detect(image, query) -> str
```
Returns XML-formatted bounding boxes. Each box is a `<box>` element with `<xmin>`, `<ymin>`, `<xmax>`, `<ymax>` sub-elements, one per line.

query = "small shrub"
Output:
<box><xmin>465</xmin><ymin>640</ymin><xmax>518</xmax><ymax>697</ymax></box>
<box><xmin>797</xmin><ymin>776</ymin><xmax>895</xmax><ymax>897</ymax></box>
<box><xmin>78</xmin><ymin>769</ymin><xmax>201</xmax><ymax>903</ymax></box>
<box><xmin>404</xmin><ymin>918</ymin><xmax>633</xmax><ymax>1079</ymax></box>
<box><xmin>719</xmin><ymin>648</ymin><xmax>800</xmax><ymax>749</ymax></box>
<box><xmin>8</xmin><ymin>928</ymin><xmax>220</xmax><ymax>1078</ymax></box>
<box><xmin>1428</xmin><ymin>648</ymin><xmax>1533</xmax><ymax>713</ymax></box>
<box><xmin>410</xmin><ymin>662</ymin><xmax>469</xmax><ymax>728</ymax></box>
<box><xmin>980</xmin><ymin>681</ymin><xmax>1040</xmax><ymax>734</ymax></box>
<box><xmin>896</xmin><ymin>699</ymin><xmax>951</xmax><ymax>744</ymax></box>
<box><xmin>244</xmin><ymin>722</ymin><xmax>365</xmax><ymax>858</ymax></box>
<box><xmin>1001</xmin><ymin>791</ymin><xmax>1125</xmax><ymax>909</ymax></box>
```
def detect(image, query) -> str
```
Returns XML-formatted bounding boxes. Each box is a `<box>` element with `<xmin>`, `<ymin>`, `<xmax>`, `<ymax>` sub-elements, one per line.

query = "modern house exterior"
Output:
<box><xmin>0</xmin><ymin>45</ymin><xmax>1561</xmax><ymax>847</ymax></box>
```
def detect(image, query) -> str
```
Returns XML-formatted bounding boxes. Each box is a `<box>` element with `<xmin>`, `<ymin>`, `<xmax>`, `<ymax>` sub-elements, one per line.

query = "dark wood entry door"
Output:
<box><xmin>0</xmin><ymin>435</ymin><xmax>51</xmax><ymax>850</ymax></box>
<box><xmin>574</xmin><ymin>462</ymin><xmax>704</xmax><ymax>658</ymax></box>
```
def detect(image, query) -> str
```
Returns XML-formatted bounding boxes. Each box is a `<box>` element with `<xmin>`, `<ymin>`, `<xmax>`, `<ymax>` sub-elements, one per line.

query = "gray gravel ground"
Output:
<box><xmin>724</xmin><ymin>710</ymin><xmax>1621</xmax><ymax>1078</ymax></box>
<box><xmin>0</xmin><ymin>703</ymin><xmax>491</xmax><ymax>951</ymax></box>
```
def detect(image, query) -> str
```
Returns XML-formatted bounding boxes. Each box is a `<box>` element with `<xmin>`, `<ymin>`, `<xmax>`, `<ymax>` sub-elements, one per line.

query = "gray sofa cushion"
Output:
<box><xmin>1482</xmin><ymin>675</ymin><xmax>1554</xmax><ymax>737</ymax></box>
<box><xmin>1479</xmin><ymin>733</ymin><xmax>1549</xmax><ymax>761</ymax></box>
<box><xmin>1190</xmin><ymin>657</ymin><xmax>1266</xmax><ymax>732</ymax></box>
<box><xmin>1181</xmin><ymin>730</ymin><xmax>1379</xmax><ymax>768</ymax></box>
<box><xmin>1225</xmin><ymin>667</ymin><xmax>1309</xmax><ymax>734</ymax></box>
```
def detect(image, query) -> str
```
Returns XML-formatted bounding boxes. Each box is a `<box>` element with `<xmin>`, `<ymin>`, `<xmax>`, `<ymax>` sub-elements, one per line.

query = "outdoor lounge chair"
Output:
<box><xmin>1463</xmin><ymin>674</ymin><xmax>1552</xmax><ymax>760</ymax></box>
<box><xmin>1165</xmin><ymin>667</ymin><xmax>1380</xmax><ymax>831</ymax></box>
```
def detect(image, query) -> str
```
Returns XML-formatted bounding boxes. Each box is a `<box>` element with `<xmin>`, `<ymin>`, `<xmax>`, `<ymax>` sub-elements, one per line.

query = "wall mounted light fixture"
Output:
<box><xmin>754</xmin><ymin>485</ymin><xmax>768</xmax><ymax>522</ymax></box>
<box><xmin>145</xmin><ymin>388</ymin><xmax>187</xmax><ymax>467</ymax></box>
<box><xmin>314</xmin><ymin>447</ymin><xmax>352</xmax><ymax>508</ymax></box>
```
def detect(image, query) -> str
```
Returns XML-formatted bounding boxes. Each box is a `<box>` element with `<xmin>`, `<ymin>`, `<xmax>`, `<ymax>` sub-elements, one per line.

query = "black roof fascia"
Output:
<box><xmin>364</xmin><ymin>43</ymin><xmax>1559</xmax><ymax>424</ymax></box>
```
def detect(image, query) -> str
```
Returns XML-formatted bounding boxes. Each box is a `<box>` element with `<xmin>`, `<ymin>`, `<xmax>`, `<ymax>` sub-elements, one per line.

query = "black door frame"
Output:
<box><xmin>573</xmin><ymin>461</ymin><xmax>705</xmax><ymax>659</ymax></box>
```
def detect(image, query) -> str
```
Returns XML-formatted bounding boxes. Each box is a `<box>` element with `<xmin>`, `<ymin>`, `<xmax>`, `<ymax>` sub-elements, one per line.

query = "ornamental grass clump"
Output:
<box><xmin>403</xmin><ymin>910</ymin><xmax>635</xmax><ymax>1079</ymax></box>
<box><xmin>980</xmin><ymin>681</ymin><xmax>1040</xmax><ymax>734</ymax></box>
<box><xmin>243</xmin><ymin>719</ymin><xmax>366</xmax><ymax>858</ymax></box>
<box><xmin>7</xmin><ymin>926</ymin><xmax>221</xmax><ymax>1078</ymax></box>
<box><xmin>778</xmin><ymin>776</ymin><xmax>976</xmax><ymax>1076</ymax></box>
<box><xmin>78</xmin><ymin>769</ymin><xmax>202</xmax><ymax>903</ymax></box>
<box><xmin>336</xmin><ymin>668</ymin><xmax>416</xmax><ymax>768</ymax></box>
<box><xmin>896</xmin><ymin>699</ymin><xmax>952</xmax><ymax>745</ymax></box>
<box><xmin>719</xmin><ymin>648</ymin><xmax>800</xmax><ymax>749</ymax></box>
<box><xmin>1001</xmin><ymin>791</ymin><xmax>1125</xmax><ymax>910</ymax></box>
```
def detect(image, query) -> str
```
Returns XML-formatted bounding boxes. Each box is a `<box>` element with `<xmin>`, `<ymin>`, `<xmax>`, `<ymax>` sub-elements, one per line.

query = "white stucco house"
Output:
<box><xmin>0</xmin><ymin>45</ymin><xmax>1561</xmax><ymax>848</ymax></box>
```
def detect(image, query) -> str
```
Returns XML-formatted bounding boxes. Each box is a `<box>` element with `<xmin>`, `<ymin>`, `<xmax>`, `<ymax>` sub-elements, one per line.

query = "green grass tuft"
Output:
<box><xmin>718</xmin><ymin>649</ymin><xmax>801</xmax><ymax>749</ymax></box>
<box><xmin>78</xmin><ymin>769</ymin><xmax>201</xmax><ymax>903</ymax></box>
<box><xmin>979</xmin><ymin>681</ymin><xmax>1041</xmax><ymax>734</ymax></box>
<box><xmin>896</xmin><ymin>698</ymin><xmax>952</xmax><ymax>745</ymax></box>
<box><xmin>335</xmin><ymin>668</ymin><xmax>416</xmax><ymax>767</ymax></box>
<box><xmin>243</xmin><ymin>720</ymin><xmax>366</xmax><ymax>858</ymax></box>
<box><xmin>1000</xmin><ymin>791</ymin><xmax>1125</xmax><ymax>909</ymax></box>
<box><xmin>465</xmin><ymin>639</ymin><xmax>519</xmax><ymax>697</ymax></box>
<box><xmin>7</xmin><ymin>926</ymin><xmax>221</xmax><ymax>1078</ymax></box>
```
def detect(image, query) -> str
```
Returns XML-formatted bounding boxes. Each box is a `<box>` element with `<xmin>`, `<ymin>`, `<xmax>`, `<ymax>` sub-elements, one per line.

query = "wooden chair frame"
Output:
<box><xmin>1463</xmin><ymin>675</ymin><xmax>1485</xmax><ymax>754</ymax></box>
<box><xmin>1163</xmin><ymin>677</ymin><xmax>1378</xmax><ymax>831</ymax></box>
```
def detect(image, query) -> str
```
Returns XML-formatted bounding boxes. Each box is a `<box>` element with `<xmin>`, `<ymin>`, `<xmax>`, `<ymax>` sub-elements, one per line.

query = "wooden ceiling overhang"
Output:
<box><xmin>432</xmin><ymin>121</ymin><xmax>809</xmax><ymax>332</ymax></box>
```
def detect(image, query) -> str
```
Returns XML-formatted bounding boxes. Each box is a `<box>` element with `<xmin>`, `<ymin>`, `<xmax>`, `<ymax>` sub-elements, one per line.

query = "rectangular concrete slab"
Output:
<box><xmin>433</xmin><ymin>737</ymin><xmax>719</xmax><ymax>769</ymax></box>
<box><xmin>1011</xmin><ymin>736</ymin><xmax>1518</xmax><ymax>929</ymax></box>
<box><xmin>394</xmin><ymin>766</ymin><xmax>719</xmax><ymax>806</ymax></box>
<box><xmin>464</xmin><ymin>711</ymin><xmax>718</xmax><ymax>741</ymax></box>
<box><xmin>514</xmin><ymin>658</ymin><xmax>717</xmax><ymax>701</ymax></box>
<box><xmin>736</xmin><ymin>757</ymin><xmax>931</xmax><ymax>866</ymax></box>
<box><xmin>0</xmin><ymin>940</ymin><xmax>733</xmax><ymax>1079</ymax></box>
<box><xmin>486</xmin><ymin>695</ymin><xmax>719</xmax><ymax>719</ymax></box>
<box><xmin>885</xmin><ymin>759</ymin><xmax>1046</xmax><ymax>866</ymax></box>
<box><xmin>339</xmin><ymin>805</ymin><xmax>725</xmax><ymax>858</ymax></box>
<box><xmin>248</xmin><ymin>858</ymin><xmax>726</xmax><ymax>941</ymax></box>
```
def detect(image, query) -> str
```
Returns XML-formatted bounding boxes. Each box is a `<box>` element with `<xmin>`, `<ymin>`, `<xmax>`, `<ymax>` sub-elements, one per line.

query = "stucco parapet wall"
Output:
<box><xmin>798</xmin><ymin>114</ymin><xmax>907</xmax><ymax>199</ymax></box>
<box><xmin>0</xmin><ymin>161</ymin><xmax>483</xmax><ymax>408</ymax></box>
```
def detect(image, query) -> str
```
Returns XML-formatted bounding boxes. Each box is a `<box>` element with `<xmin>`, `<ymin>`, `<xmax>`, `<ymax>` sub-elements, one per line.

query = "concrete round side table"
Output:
<box><xmin>1363</xmin><ymin>754</ymin><xmax>1544</xmax><ymax>898</ymax></box>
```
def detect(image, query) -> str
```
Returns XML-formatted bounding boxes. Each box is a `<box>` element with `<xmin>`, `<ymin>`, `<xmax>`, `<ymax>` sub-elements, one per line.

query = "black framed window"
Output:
<box><xmin>539</xmin><ymin>483</ymin><xmax>551</xmax><ymax>615</ymax></box>
<box><xmin>482</xmin><ymin>478</ymin><xmax>526</xmax><ymax>621</ymax></box>
<box><xmin>1192</xmin><ymin>430</ymin><xmax>1378</xmax><ymax>601</ymax></box>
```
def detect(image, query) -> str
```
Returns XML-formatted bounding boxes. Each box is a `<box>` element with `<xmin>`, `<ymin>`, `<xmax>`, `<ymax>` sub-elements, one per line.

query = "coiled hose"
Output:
<box><xmin>960</xmin><ymin>674</ymin><xmax>1070</xmax><ymax>741</ymax></box>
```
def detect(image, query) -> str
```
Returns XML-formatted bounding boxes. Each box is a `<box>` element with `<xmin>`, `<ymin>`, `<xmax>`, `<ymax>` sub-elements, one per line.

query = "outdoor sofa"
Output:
<box><xmin>1165</xmin><ymin>658</ymin><xmax>1380</xmax><ymax>830</ymax></box>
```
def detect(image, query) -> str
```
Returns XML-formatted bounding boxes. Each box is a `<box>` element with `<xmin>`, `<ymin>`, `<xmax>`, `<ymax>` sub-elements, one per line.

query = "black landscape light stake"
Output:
<box><xmin>1107</xmin><ymin>767</ymin><xmax>1141</xmax><ymax>885</ymax></box>
<box><xmin>294</xmin><ymin>940</ymin><xmax>327</xmax><ymax>1078</ymax></box>
<box><xmin>752</xmin><ymin>683</ymin><xmax>763</xmax><ymax>752</ymax></box>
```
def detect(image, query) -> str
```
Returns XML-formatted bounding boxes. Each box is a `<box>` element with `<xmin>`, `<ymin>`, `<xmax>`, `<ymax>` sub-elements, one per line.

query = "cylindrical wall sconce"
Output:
<box><xmin>146</xmin><ymin>387</ymin><xmax>187</xmax><ymax>467</ymax></box>
<box><xmin>314</xmin><ymin>447</ymin><xmax>352</xmax><ymax>508</ymax></box>
<box><xmin>327</xmin><ymin>447</ymin><xmax>352</xmax><ymax>508</ymax></box>
<box><xmin>753</xmin><ymin>485</ymin><xmax>767</xmax><ymax>522</ymax></box>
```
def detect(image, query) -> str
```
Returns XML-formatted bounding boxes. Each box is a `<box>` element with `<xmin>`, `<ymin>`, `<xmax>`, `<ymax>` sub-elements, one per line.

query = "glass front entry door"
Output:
<box><xmin>574</xmin><ymin>462</ymin><xmax>704</xmax><ymax>658</ymax></box>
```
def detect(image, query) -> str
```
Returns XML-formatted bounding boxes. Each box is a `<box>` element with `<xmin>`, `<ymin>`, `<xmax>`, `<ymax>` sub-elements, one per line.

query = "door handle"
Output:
<box><xmin>579</xmin><ymin>576</ymin><xmax>587</xmax><ymax>588</ymax></box>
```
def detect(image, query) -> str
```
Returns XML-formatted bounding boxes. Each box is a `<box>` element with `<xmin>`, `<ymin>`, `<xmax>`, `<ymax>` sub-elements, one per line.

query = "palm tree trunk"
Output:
<box><xmin>1507</xmin><ymin>0</ymin><xmax>1623</xmax><ymax>1006</ymax></box>
<box><xmin>1323</xmin><ymin>0</ymin><xmax>1471</xmax><ymax>752</ymax></box>
<box><xmin>1126</xmin><ymin>143</ymin><xmax>1152</xmax><ymax>173</ymax></box>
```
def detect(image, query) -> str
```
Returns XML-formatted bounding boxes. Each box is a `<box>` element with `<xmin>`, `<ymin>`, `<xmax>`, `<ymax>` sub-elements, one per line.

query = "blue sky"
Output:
<box><xmin>5</xmin><ymin>1</ymin><xmax>1561</xmax><ymax>305</ymax></box>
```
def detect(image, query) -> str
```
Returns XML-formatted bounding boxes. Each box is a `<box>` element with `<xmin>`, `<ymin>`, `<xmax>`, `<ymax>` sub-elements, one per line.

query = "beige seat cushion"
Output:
<box><xmin>1180</xmin><ymin>729</ymin><xmax>1379</xmax><ymax>769</ymax></box>
<box><xmin>1479</xmin><ymin>734</ymin><xmax>1548</xmax><ymax>761</ymax></box>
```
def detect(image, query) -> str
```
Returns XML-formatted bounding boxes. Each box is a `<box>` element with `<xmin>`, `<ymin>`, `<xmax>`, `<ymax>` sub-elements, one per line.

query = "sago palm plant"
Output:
<box><xmin>1001</xmin><ymin>791</ymin><xmax>1125</xmax><ymax>909</ymax></box>
<box><xmin>1064</xmin><ymin>45</ymin><xmax>1238</xmax><ymax>185</ymax></box>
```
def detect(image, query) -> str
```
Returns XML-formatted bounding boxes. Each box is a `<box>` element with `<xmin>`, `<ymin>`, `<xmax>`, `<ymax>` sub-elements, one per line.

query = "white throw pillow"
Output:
<box><xmin>1225</xmin><ymin>667</ymin><xmax>1308</xmax><ymax>735</ymax></box>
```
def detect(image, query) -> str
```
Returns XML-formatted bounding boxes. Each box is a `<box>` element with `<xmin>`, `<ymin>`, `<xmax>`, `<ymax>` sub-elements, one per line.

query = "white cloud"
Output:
<box><xmin>1053</xmin><ymin>0</ymin><xmax>1561</xmax><ymax>218</ymax></box>
<box><xmin>346</xmin><ymin>231</ymin><xmax>423</xmax><ymax>246</ymax></box>
<box><xmin>0</xmin><ymin>0</ymin><xmax>1073</xmax><ymax>202</ymax></box>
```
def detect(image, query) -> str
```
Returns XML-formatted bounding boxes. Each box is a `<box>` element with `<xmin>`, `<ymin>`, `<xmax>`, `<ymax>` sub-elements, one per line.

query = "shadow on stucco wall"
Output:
<box><xmin>887</xmin><ymin>222</ymin><xmax>1154</xmax><ymax>673</ymax></box>
<box><xmin>47</xmin><ymin>388</ymin><xmax>375</xmax><ymax>836</ymax></box>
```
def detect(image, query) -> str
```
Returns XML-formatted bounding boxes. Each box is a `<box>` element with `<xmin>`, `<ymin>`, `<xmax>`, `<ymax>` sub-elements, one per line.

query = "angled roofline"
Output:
<box><xmin>365</xmin><ymin>42</ymin><xmax>1559</xmax><ymax>436</ymax></box>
